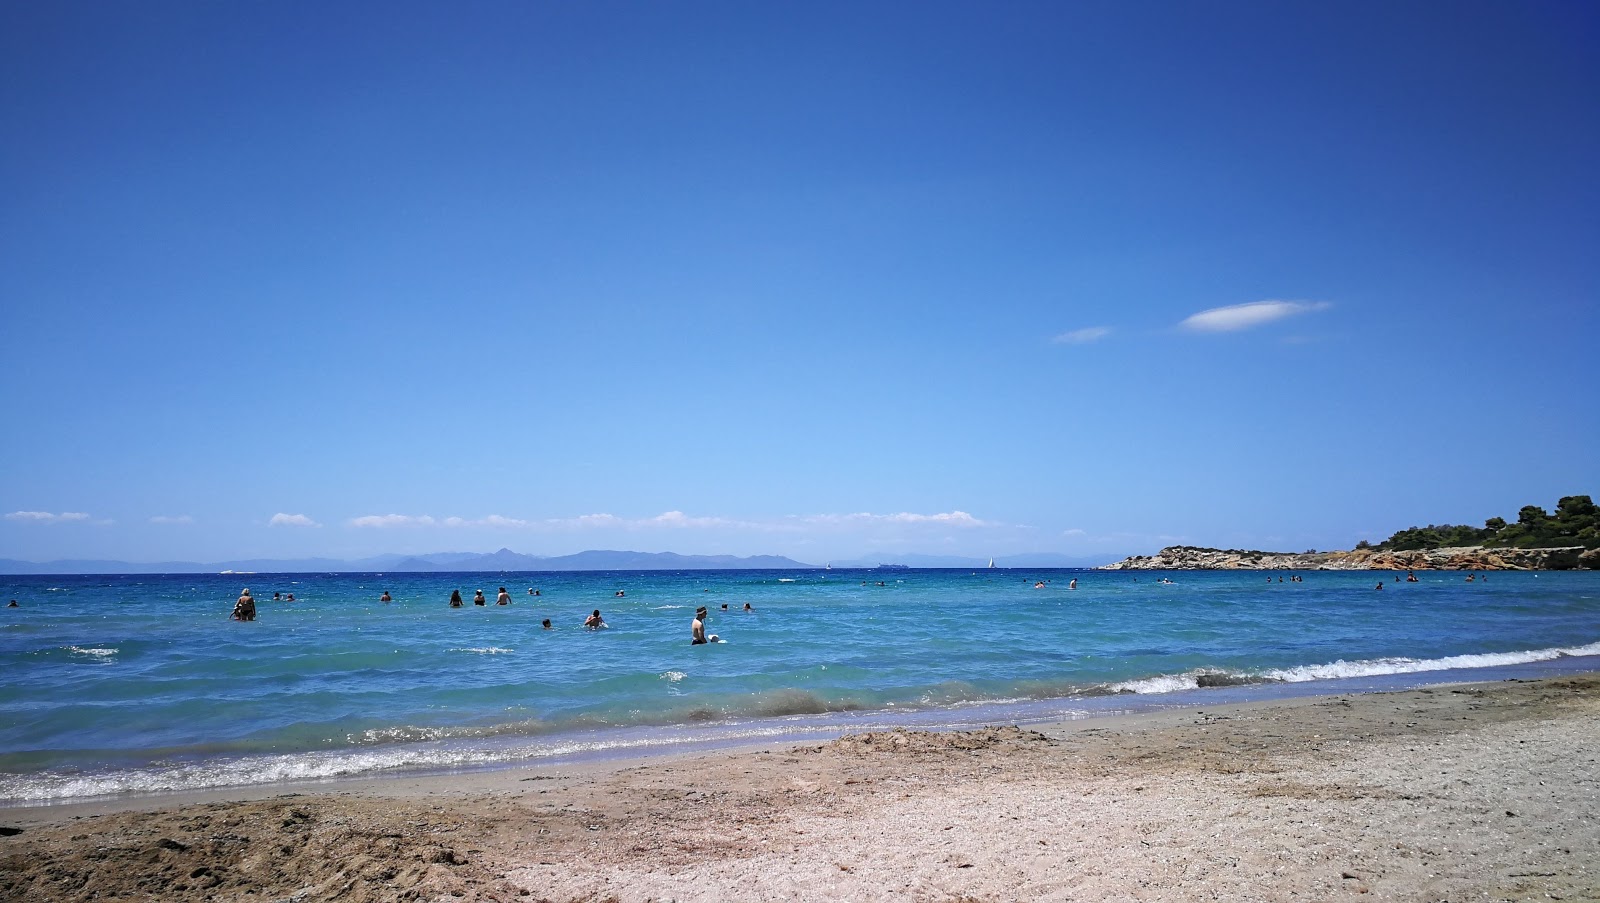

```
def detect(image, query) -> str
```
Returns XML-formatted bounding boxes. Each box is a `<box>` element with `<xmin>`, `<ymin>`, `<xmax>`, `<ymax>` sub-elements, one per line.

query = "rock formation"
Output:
<box><xmin>1101</xmin><ymin>545</ymin><xmax>1594</xmax><ymax>571</ymax></box>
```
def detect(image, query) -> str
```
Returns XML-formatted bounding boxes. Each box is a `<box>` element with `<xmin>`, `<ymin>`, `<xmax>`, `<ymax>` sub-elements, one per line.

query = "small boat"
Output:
<box><xmin>988</xmin><ymin>558</ymin><xmax>995</xmax><ymax>569</ymax></box>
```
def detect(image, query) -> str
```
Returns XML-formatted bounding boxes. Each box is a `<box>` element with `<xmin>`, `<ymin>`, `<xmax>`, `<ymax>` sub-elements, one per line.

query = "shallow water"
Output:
<box><xmin>2</xmin><ymin>568</ymin><xmax>1597</xmax><ymax>802</ymax></box>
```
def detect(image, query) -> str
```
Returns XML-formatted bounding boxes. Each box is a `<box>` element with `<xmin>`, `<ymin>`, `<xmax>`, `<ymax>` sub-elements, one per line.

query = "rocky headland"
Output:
<box><xmin>1101</xmin><ymin>544</ymin><xmax>1600</xmax><ymax>571</ymax></box>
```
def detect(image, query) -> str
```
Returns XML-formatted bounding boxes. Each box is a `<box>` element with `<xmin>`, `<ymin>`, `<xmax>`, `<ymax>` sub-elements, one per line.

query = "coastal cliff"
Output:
<box><xmin>1101</xmin><ymin>545</ymin><xmax>1600</xmax><ymax>571</ymax></box>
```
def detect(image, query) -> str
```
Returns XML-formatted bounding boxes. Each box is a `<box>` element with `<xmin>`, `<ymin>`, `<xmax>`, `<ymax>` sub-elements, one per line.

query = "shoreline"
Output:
<box><xmin>6</xmin><ymin>651</ymin><xmax>1599</xmax><ymax>810</ymax></box>
<box><xmin>4</xmin><ymin>673</ymin><xmax>1598</xmax><ymax>901</ymax></box>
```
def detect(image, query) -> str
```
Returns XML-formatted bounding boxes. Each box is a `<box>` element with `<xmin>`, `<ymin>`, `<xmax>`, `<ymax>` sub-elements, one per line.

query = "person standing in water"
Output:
<box><xmin>584</xmin><ymin>609</ymin><xmax>606</xmax><ymax>629</ymax></box>
<box><xmin>380</xmin><ymin>591</ymin><xmax>392</xmax><ymax>603</ymax></box>
<box><xmin>449</xmin><ymin>590</ymin><xmax>464</xmax><ymax>608</ymax></box>
<box><xmin>473</xmin><ymin>589</ymin><xmax>487</xmax><ymax>606</ymax></box>
<box><xmin>691</xmin><ymin>607</ymin><xmax>709</xmax><ymax>645</ymax></box>
<box><xmin>232</xmin><ymin>588</ymin><xmax>256</xmax><ymax>621</ymax></box>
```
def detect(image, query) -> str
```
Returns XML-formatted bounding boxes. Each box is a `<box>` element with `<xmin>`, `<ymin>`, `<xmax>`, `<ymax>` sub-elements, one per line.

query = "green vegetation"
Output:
<box><xmin>1371</xmin><ymin>495</ymin><xmax>1599</xmax><ymax>551</ymax></box>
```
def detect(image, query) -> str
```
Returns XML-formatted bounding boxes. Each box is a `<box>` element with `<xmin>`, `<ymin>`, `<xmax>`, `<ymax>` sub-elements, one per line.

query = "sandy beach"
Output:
<box><xmin>2</xmin><ymin>674</ymin><xmax>1596</xmax><ymax>902</ymax></box>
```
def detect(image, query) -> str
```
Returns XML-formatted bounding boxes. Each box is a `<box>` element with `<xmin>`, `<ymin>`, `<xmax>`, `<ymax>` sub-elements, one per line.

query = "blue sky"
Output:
<box><xmin>2</xmin><ymin>1</ymin><xmax>1596</xmax><ymax>565</ymax></box>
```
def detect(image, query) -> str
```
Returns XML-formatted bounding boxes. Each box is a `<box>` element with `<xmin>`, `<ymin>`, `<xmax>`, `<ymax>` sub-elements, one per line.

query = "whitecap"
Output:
<box><xmin>660</xmin><ymin>671</ymin><xmax>686</xmax><ymax>682</ymax></box>
<box><xmin>449</xmin><ymin>647</ymin><xmax>515</xmax><ymax>655</ymax></box>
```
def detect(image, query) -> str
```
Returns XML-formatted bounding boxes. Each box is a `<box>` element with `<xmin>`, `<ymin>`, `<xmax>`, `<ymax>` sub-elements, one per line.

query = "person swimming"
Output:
<box><xmin>584</xmin><ymin>609</ymin><xmax>606</xmax><ymax>629</ymax></box>
<box><xmin>1068</xmin><ymin>578</ymin><xmax>1077</xmax><ymax>590</ymax></box>
<box><xmin>380</xmin><ymin>591</ymin><xmax>391</xmax><ymax>603</ymax></box>
<box><xmin>449</xmin><ymin>590</ymin><xmax>464</xmax><ymax>608</ymax></box>
<box><xmin>541</xmin><ymin>618</ymin><xmax>552</xmax><ymax>630</ymax></box>
<box><xmin>473</xmin><ymin>589</ymin><xmax>487</xmax><ymax>606</ymax></box>
<box><xmin>742</xmin><ymin>602</ymin><xmax>753</xmax><ymax>612</ymax></box>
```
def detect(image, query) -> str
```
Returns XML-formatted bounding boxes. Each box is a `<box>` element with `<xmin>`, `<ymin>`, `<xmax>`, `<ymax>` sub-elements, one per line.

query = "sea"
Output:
<box><xmin>2</xmin><ymin>567</ymin><xmax>1597</xmax><ymax>805</ymax></box>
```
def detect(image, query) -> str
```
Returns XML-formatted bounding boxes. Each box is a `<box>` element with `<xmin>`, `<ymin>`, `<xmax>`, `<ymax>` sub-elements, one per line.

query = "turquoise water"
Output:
<box><xmin>2</xmin><ymin>568</ymin><xmax>1598</xmax><ymax>802</ymax></box>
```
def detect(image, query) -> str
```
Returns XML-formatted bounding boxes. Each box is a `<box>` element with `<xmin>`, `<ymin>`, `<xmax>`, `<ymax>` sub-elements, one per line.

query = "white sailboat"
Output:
<box><xmin>987</xmin><ymin>557</ymin><xmax>995</xmax><ymax>568</ymax></box>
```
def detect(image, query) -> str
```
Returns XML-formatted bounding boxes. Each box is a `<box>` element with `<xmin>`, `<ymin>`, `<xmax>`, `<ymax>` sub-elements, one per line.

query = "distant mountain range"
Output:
<box><xmin>0</xmin><ymin>548</ymin><xmax>1119</xmax><ymax>574</ymax></box>
<box><xmin>824</xmin><ymin>553</ymin><xmax>1114</xmax><ymax>569</ymax></box>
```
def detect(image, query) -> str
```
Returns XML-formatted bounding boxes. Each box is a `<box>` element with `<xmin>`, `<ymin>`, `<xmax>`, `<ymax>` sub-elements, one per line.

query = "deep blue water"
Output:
<box><xmin>1</xmin><ymin>567</ymin><xmax>1597</xmax><ymax>803</ymax></box>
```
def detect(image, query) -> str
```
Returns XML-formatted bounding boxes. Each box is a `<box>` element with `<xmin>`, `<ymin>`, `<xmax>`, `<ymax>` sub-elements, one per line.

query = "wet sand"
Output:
<box><xmin>3</xmin><ymin>675</ymin><xmax>1597</xmax><ymax>902</ymax></box>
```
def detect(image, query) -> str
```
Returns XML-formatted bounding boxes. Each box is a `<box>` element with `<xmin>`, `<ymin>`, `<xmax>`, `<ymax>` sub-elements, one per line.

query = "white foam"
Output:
<box><xmin>64</xmin><ymin>646</ymin><xmax>118</xmax><ymax>661</ymax></box>
<box><xmin>660</xmin><ymin>671</ymin><xmax>686</xmax><ymax>682</ymax></box>
<box><xmin>1111</xmin><ymin>640</ymin><xmax>1600</xmax><ymax>694</ymax></box>
<box><xmin>449</xmin><ymin>646</ymin><xmax>514</xmax><ymax>655</ymax></box>
<box><xmin>1261</xmin><ymin>640</ymin><xmax>1600</xmax><ymax>682</ymax></box>
<box><xmin>1110</xmin><ymin>673</ymin><xmax>1200</xmax><ymax>695</ymax></box>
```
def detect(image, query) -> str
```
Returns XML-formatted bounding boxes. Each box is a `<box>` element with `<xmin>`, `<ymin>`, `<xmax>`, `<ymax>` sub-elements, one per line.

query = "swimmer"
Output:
<box><xmin>1465</xmin><ymin>574</ymin><xmax>1475</xmax><ymax>583</ymax></box>
<box><xmin>691</xmin><ymin>608</ymin><xmax>708</xmax><ymax>645</ymax></box>
<box><xmin>473</xmin><ymin>589</ymin><xmax>487</xmax><ymax>606</ymax></box>
<box><xmin>496</xmin><ymin>586</ymin><xmax>511</xmax><ymax>605</ymax></box>
<box><xmin>1068</xmin><ymin>578</ymin><xmax>1077</xmax><ymax>590</ymax></box>
<box><xmin>273</xmin><ymin>591</ymin><xmax>281</xmax><ymax>601</ymax></box>
<box><xmin>1034</xmin><ymin>581</ymin><xmax>1046</xmax><ymax>589</ymax></box>
<box><xmin>449</xmin><ymin>589</ymin><xmax>464</xmax><ymax>608</ymax></box>
<box><xmin>584</xmin><ymin>609</ymin><xmax>606</xmax><ymax>629</ymax></box>
<box><xmin>5</xmin><ymin>600</ymin><xmax>16</xmax><ymax>608</ymax></box>
<box><xmin>720</xmin><ymin>603</ymin><xmax>728</xmax><ymax>610</ymax></box>
<box><xmin>286</xmin><ymin>593</ymin><xmax>295</xmax><ymax>602</ymax></box>
<box><xmin>541</xmin><ymin>618</ymin><xmax>552</xmax><ymax>630</ymax></box>
<box><xmin>380</xmin><ymin>591</ymin><xmax>392</xmax><ymax>603</ymax></box>
<box><xmin>743</xmin><ymin>602</ymin><xmax>753</xmax><ymax>612</ymax></box>
<box><xmin>1375</xmin><ymin>581</ymin><xmax>1384</xmax><ymax>590</ymax></box>
<box><xmin>615</xmin><ymin>590</ymin><xmax>626</xmax><ymax>597</ymax></box>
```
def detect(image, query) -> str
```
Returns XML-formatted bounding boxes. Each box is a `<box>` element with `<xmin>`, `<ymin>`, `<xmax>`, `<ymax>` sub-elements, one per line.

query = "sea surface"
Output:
<box><xmin>2</xmin><ymin>568</ymin><xmax>1597</xmax><ymax>804</ymax></box>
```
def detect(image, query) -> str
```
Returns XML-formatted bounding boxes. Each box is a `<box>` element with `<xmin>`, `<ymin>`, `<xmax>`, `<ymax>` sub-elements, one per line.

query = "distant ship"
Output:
<box><xmin>876</xmin><ymin>563</ymin><xmax>910</xmax><ymax>570</ymax></box>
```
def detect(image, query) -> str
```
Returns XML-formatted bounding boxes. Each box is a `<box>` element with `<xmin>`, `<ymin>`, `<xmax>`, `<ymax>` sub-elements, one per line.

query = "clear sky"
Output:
<box><xmin>3</xmin><ymin>1</ymin><xmax>1597</xmax><ymax>565</ymax></box>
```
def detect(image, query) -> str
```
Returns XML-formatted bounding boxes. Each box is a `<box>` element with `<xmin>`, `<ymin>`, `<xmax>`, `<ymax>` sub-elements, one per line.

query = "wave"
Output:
<box><xmin>1111</xmin><ymin>640</ymin><xmax>1600</xmax><ymax>694</ymax></box>
<box><xmin>448</xmin><ymin>647</ymin><xmax>514</xmax><ymax>655</ymax></box>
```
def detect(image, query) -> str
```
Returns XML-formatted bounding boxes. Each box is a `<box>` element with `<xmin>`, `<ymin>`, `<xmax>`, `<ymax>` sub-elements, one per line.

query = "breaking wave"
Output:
<box><xmin>1111</xmin><ymin>640</ymin><xmax>1600</xmax><ymax>694</ymax></box>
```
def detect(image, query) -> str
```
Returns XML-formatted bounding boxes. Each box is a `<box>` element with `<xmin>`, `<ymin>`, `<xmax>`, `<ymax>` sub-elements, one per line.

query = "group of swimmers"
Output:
<box><xmin>231</xmin><ymin>585</ymin><xmax>754</xmax><ymax>642</ymax></box>
<box><xmin>447</xmin><ymin>587</ymin><xmax>515</xmax><ymax>607</ymax></box>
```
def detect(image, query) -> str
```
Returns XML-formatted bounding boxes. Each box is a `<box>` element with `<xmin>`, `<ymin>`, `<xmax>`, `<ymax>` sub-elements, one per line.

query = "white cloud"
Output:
<box><xmin>802</xmin><ymin>511</ymin><xmax>992</xmax><ymax>528</ymax></box>
<box><xmin>5</xmin><ymin>510</ymin><xmax>91</xmax><ymax>523</ymax></box>
<box><xmin>442</xmin><ymin>515</ymin><xmax>531</xmax><ymax>529</ymax></box>
<box><xmin>349</xmin><ymin>514</ymin><xmax>436</xmax><ymax>528</ymax></box>
<box><xmin>476</xmin><ymin>514</ymin><xmax>529</xmax><ymax>528</ymax></box>
<box><xmin>1051</xmin><ymin>326</ymin><xmax>1112</xmax><ymax>345</ymax></box>
<box><xmin>349</xmin><ymin>513</ymin><xmax>530</xmax><ymax>529</ymax></box>
<box><xmin>149</xmin><ymin>515</ymin><xmax>195</xmax><ymax>525</ymax></box>
<box><xmin>1180</xmin><ymin>300</ymin><xmax>1331</xmax><ymax>333</ymax></box>
<box><xmin>649</xmin><ymin>510</ymin><xmax>731</xmax><ymax>528</ymax></box>
<box><xmin>268</xmin><ymin>513</ymin><xmax>320</xmax><ymax>527</ymax></box>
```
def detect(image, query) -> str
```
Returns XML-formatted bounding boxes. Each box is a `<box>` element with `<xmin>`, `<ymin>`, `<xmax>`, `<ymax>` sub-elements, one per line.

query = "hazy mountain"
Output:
<box><xmin>824</xmin><ymin>553</ymin><xmax>1120</xmax><ymax>569</ymax></box>
<box><xmin>0</xmin><ymin>548</ymin><xmax>1120</xmax><ymax>575</ymax></box>
<box><xmin>0</xmin><ymin>549</ymin><xmax>815</xmax><ymax>574</ymax></box>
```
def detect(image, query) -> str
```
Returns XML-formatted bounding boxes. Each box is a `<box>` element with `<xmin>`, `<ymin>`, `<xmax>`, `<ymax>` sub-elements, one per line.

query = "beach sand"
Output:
<box><xmin>2</xmin><ymin>675</ymin><xmax>1596</xmax><ymax>902</ymax></box>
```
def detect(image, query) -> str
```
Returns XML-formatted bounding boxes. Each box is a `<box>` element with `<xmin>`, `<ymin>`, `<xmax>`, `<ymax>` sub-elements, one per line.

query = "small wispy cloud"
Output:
<box><xmin>269</xmin><ymin>513</ymin><xmax>320</xmax><ymax>528</ymax></box>
<box><xmin>1051</xmin><ymin>326</ymin><xmax>1112</xmax><ymax>345</ymax></box>
<box><xmin>349</xmin><ymin>513</ymin><xmax>532</xmax><ymax>529</ymax></box>
<box><xmin>801</xmin><ymin>511</ymin><xmax>992</xmax><ymax>528</ymax></box>
<box><xmin>1180</xmin><ymin>300</ymin><xmax>1331</xmax><ymax>333</ymax></box>
<box><xmin>149</xmin><ymin>515</ymin><xmax>194</xmax><ymax>525</ymax></box>
<box><xmin>443</xmin><ymin>515</ymin><xmax>530</xmax><ymax>529</ymax></box>
<box><xmin>5</xmin><ymin>510</ymin><xmax>91</xmax><ymax>523</ymax></box>
<box><xmin>350</xmin><ymin>514</ymin><xmax>437</xmax><ymax>528</ymax></box>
